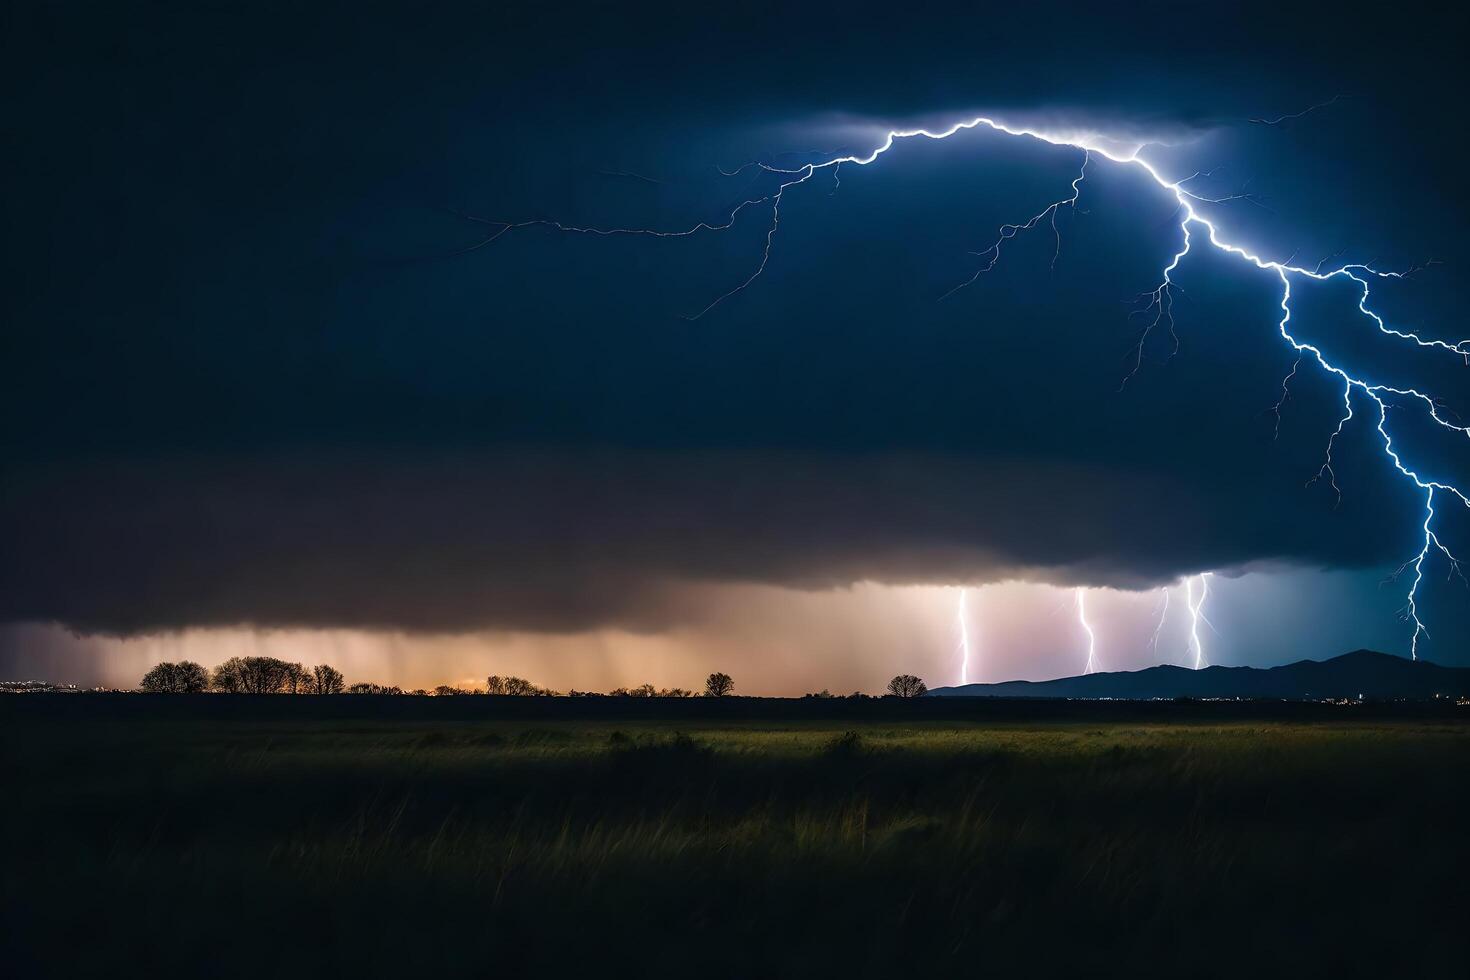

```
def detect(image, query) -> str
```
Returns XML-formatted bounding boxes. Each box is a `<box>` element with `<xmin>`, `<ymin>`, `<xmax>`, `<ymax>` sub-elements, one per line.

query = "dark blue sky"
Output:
<box><xmin>3</xmin><ymin>1</ymin><xmax>1466</xmax><ymax>678</ymax></box>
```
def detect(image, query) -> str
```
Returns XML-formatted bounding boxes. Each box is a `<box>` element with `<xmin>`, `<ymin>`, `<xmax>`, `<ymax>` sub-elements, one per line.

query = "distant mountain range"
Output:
<box><xmin>927</xmin><ymin>650</ymin><xmax>1470</xmax><ymax>701</ymax></box>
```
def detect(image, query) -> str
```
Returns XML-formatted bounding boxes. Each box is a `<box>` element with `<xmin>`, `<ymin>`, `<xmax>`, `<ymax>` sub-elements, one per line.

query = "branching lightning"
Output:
<box><xmin>940</xmin><ymin>150</ymin><xmax>1089</xmax><ymax>300</ymax></box>
<box><xmin>484</xmin><ymin>112</ymin><xmax>1467</xmax><ymax>660</ymax></box>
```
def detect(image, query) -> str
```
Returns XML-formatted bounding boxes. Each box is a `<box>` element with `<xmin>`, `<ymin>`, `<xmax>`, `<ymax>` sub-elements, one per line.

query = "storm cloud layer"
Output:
<box><xmin>1</xmin><ymin>446</ymin><xmax>1419</xmax><ymax>634</ymax></box>
<box><xmin>4</xmin><ymin>2</ymin><xmax>1467</xmax><ymax>646</ymax></box>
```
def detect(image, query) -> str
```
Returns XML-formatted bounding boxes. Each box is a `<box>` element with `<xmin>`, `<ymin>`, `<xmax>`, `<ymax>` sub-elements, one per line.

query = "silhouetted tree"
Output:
<box><xmin>504</xmin><ymin>676</ymin><xmax>539</xmax><ymax>696</ymax></box>
<box><xmin>345</xmin><ymin>682</ymin><xmax>403</xmax><ymax>695</ymax></box>
<box><xmin>704</xmin><ymin>672</ymin><xmax>734</xmax><ymax>697</ymax></box>
<box><xmin>434</xmin><ymin>685</ymin><xmax>474</xmax><ymax>696</ymax></box>
<box><xmin>610</xmin><ymin>684</ymin><xmax>690</xmax><ymax>697</ymax></box>
<box><xmin>210</xmin><ymin>658</ymin><xmax>245</xmax><ymax>693</ymax></box>
<box><xmin>310</xmin><ymin>664</ymin><xmax>344</xmax><ymax>695</ymax></box>
<box><xmin>886</xmin><ymin>674</ymin><xmax>927</xmax><ymax>698</ymax></box>
<box><xmin>139</xmin><ymin>661</ymin><xmax>209</xmax><ymax>694</ymax></box>
<box><xmin>487</xmin><ymin>675</ymin><xmax>549</xmax><ymax>695</ymax></box>
<box><xmin>210</xmin><ymin>656</ymin><xmax>303</xmax><ymax>694</ymax></box>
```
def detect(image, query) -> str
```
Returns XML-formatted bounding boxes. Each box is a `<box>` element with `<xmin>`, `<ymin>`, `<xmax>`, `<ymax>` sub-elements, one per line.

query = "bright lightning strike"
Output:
<box><xmin>955</xmin><ymin>586</ymin><xmax>973</xmax><ymax>686</ymax></box>
<box><xmin>486</xmin><ymin>112</ymin><xmax>1467</xmax><ymax>659</ymax></box>
<box><xmin>1075</xmin><ymin>588</ymin><xmax>1099</xmax><ymax>674</ymax></box>
<box><xmin>1184</xmin><ymin>573</ymin><xmax>1212</xmax><ymax>669</ymax></box>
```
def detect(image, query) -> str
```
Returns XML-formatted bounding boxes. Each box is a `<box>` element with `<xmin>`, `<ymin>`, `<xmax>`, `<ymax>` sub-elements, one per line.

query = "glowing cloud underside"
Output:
<box><xmin>487</xmin><ymin>114</ymin><xmax>1467</xmax><ymax>660</ymax></box>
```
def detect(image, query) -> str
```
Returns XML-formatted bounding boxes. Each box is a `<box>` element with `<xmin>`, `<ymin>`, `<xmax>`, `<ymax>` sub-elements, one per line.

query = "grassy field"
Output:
<box><xmin>3</xmin><ymin>702</ymin><xmax>1466</xmax><ymax>978</ymax></box>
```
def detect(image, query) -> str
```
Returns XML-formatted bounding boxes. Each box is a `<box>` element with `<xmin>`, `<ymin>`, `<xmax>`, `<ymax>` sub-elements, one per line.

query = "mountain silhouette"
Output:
<box><xmin>927</xmin><ymin>650</ymin><xmax>1470</xmax><ymax>700</ymax></box>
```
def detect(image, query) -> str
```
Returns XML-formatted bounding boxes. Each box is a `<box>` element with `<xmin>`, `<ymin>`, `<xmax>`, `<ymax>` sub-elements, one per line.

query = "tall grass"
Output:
<box><xmin>4</xmin><ymin>718</ymin><xmax>1465</xmax><ymax>978</ymax></box>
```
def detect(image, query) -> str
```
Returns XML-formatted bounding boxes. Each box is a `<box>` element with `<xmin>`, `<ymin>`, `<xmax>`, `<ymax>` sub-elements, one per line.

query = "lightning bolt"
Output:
<box><xmin>1076</xmin><ymin>588</ymin><xmax>1100</xmax><ymax>674</ymax></box>
<box><xmin>485</xmin><ymin>113</ymin><xmax>1467</xmax><ymax>659</ymax></box>
<box><xmin>940</xmin><ymin>150</ymin><xmax>1088</xmax><ymax>300</ymax></box>
<box><xmin>1184</xmin><ymin>573</ymin><xmax>1213</xmax><ymax>669</ymax></box>
<box><xmin>1148</xmin><ymin>587</ymin><xmax>1171</xmax><ymax>654</ymax></box>
<box><xmin>955</xmin><ymin>586</ymin><xmax>974</xmax><ymax>686</ymax></box>
<box><xmin>1247</xmin><ymin>95</ymin><xmax>1342</xmax><ymax>126</ymax></box>
<box><xmin>1269</xmin><ymin>352</ymin><xmax>1302</xmax><ymax>440</ymax></box>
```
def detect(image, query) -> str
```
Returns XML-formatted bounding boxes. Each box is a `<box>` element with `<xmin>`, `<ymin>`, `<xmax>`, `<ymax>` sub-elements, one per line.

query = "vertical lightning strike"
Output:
<box><xmin>1405</xmin><ymin>499</ymin><xmax>1432</xmax><ymax>659</ymax></box>
<box><xmin>1148</xmin><ymin>587</ymin><xmax>1171</xmax><ymax>653</ymax></box>
<box><xmin>486</xmin><ymin>113</ymin><xmax>1468</xmax><ymax>658</ymax></box>
<box><xmin>955</xmin><ymin>587</ymin><xmax>973</xmax><ymax>686</ymax></box>
<box><xmin>1308</xmin><ymin>376</ymin><xmax>1354</xmax><ymax>507</ymax></box>
<box><xmin>1184</xmin><ymin>573</ymin><xmax>1212</xmax><ymax>669</ymax></box>
<box><xmin>1269</xmin><ymin>353</ymin><xmax>1302</xmax><ymax>439</ymax></box>
<box><xmin>1075</xmin><ymin>588</ymin><xmax>1100</xmax><ymax>674</ymax></box>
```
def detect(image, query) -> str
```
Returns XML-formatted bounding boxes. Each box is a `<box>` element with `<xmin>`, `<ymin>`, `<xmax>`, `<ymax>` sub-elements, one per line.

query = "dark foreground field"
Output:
<box><xmin>3</xmin><ymin>698</ymin><xmax>1466</xmax><ymax>978</ymax></box>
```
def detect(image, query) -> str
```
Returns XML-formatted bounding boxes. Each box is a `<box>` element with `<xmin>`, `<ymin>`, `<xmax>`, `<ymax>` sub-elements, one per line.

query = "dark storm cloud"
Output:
<box><xmin>0</xmin><ymin>447</ymin><xmax>1414</xmax><ymax>634</ymax></box>
<box><xmin>3</xmin><ymin>1</ymin><xmax>1466</xmax><ymax>635</ymax></box>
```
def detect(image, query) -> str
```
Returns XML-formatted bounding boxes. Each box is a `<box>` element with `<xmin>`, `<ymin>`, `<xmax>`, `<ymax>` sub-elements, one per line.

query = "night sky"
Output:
<box><xmin>3</xmin><ymin>2</ymin><xmax>1466</xmax><ymax>690</ymax></box>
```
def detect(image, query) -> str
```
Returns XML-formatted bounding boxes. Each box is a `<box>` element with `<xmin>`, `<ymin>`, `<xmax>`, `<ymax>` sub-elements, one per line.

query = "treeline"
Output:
<box><xmin>393</xmin><ymin>671</ymin><xmax>736</xmax><ymax>698</ymax></box>
<box><xmin>138</xmin><ymin>663</ymin><xmax>931</xmax><ymax>698</ymax></box>
<box><xmin>137</xmin><ymin>663</ymin><xmax>747</xmax><ymax>698</ymax></box>
<box><xmin>139</xmin><ymin>658</ymin><xmax>344</xmax><ymax>694</ymax></box>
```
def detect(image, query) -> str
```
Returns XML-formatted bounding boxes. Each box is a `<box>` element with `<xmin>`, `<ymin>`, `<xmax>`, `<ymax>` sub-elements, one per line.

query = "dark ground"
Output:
<box><xmin>3</xmin><ymin>696</ymin><xmax>1466</xmax><ymax>978</ymax></box>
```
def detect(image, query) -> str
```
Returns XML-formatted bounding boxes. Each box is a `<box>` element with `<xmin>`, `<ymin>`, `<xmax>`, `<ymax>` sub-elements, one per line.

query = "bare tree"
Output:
<box><xmin>310</xmin><ymin>664</ymin><xmax>344</xmax><ymax>694</ymax></box>
<box><xmin>210</xmin><ymin>656</ymin><xmax>301</xmax><ymax>694</ymax></box>
<box><xmin>139</xmin><ymin>661</ymin><xmax>209</xmax><ymax>693</ymax></box>
<box><xmin>503</xmin><ymin>676</ymin><xmax>539</xmax><ymax>696</ymax></box>
<box><xmin>346</xmin><ymin>682</ymin><xmax>403</xmax><ymax>694</ymax></box>
<box><xmin>704</xmin><ymin>672</ymin><xmax>734</xmax><ymax>698</ymax></box>
<box><xmin>488</xmin><ymin>675</ymin><xmax>544</xmax><ymax>696</ymax></box>
<box><xmin>210</xmin><ymin>657</ymin><xmax>246</xmax><ymax>693</ymax></box>
<box><xmin>886</xmin><ymin>674</ymin><xmax>928</xmax><ymax>698</ymax></box>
